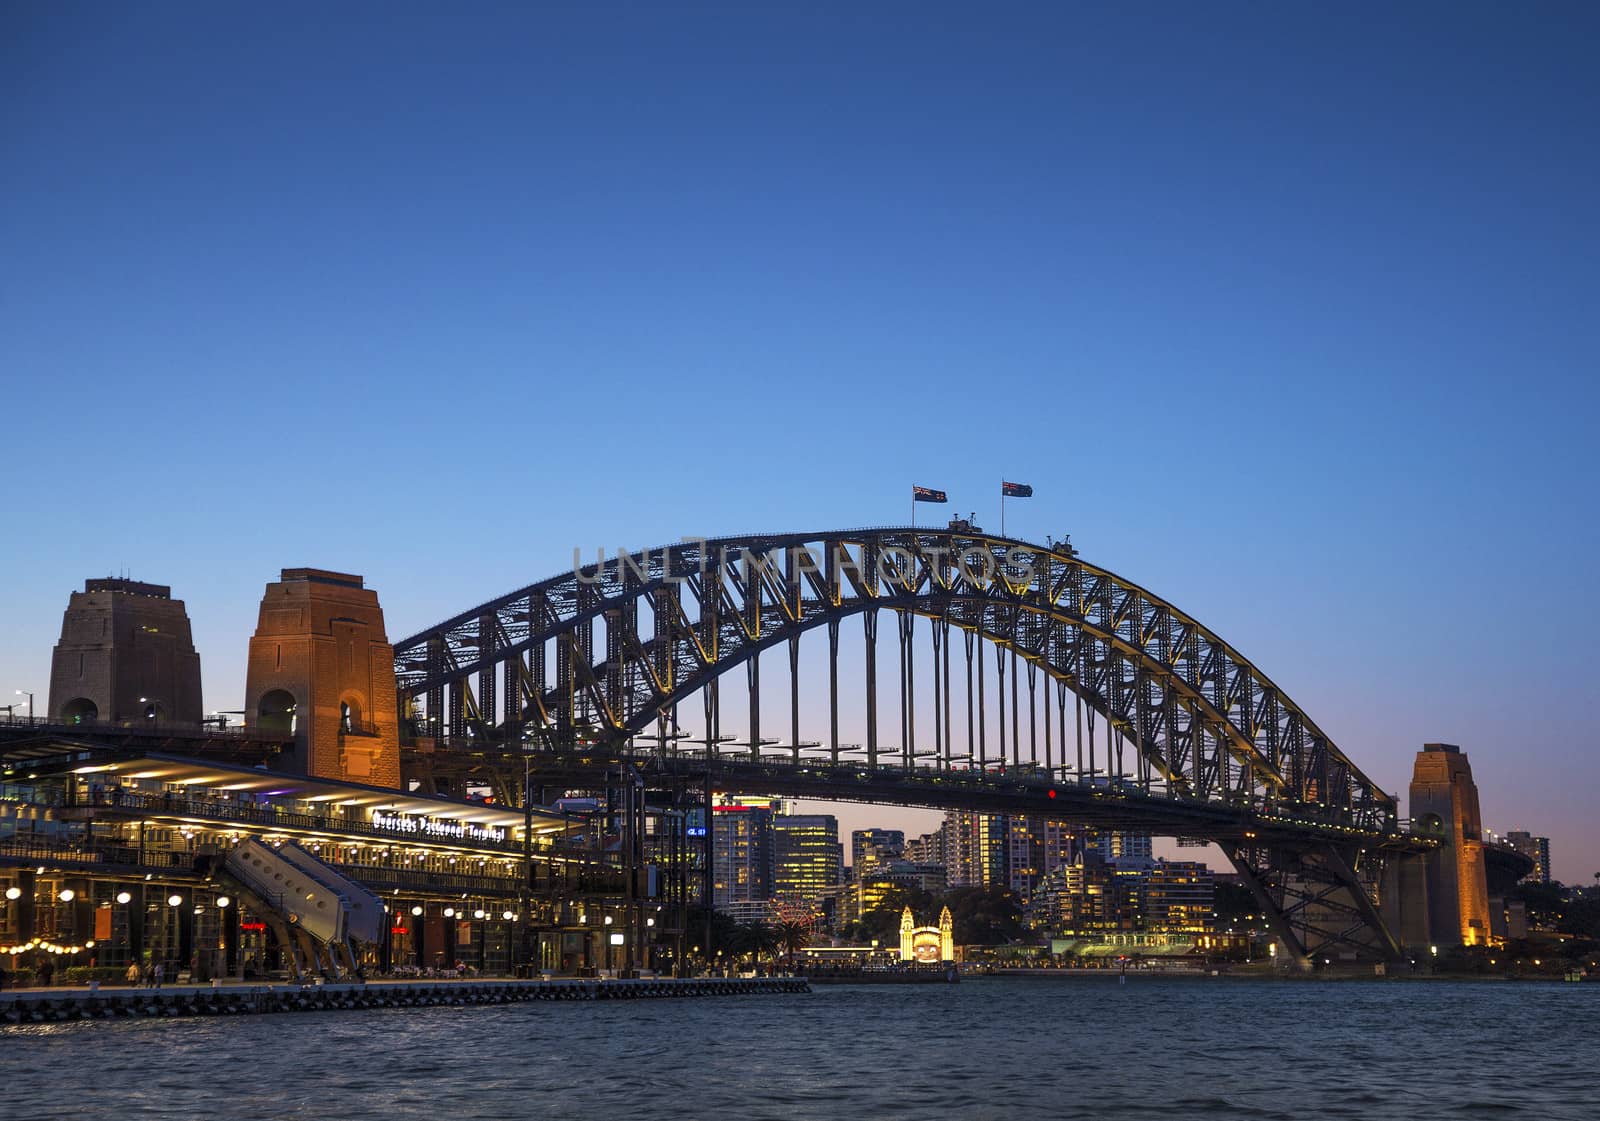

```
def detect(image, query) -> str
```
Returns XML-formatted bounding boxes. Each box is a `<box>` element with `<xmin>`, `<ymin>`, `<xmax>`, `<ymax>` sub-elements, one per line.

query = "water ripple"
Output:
<box><xmin>1</xmin><ymin>979</ymin><xmax>1594</xmax><ymax>1120</ymax></box>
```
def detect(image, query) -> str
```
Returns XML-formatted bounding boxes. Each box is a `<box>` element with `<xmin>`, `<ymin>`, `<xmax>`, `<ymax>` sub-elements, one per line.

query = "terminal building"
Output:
<box><xmin>3</xmin><ymin>571</ymin><xmax>655</xmax><ymax>985</ymax></box>
<box><xmin>0</xmin><ymin>746</ymin><xmax>586</xmax><ymax>979</ymax></box>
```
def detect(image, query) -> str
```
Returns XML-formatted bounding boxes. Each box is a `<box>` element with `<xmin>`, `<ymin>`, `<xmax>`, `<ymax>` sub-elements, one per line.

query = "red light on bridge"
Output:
<box><xmin>1047</xmin><ymin>789</ymin><xmax>1057</xmax><ymax>799</ymax></box>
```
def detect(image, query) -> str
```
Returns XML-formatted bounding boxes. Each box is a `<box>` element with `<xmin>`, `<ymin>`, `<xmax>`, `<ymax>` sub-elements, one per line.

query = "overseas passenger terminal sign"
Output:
<box><xmin>372</xmin><ymin>810</ymin><xmax>507</xmax><ymax>844</ymax></box>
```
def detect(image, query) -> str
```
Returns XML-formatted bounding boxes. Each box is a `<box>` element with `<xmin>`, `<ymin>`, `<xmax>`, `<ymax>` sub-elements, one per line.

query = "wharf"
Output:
<box><xmin>803</xmin><ymin>964</ymin><xmax>959</xmax><ymax>985</ymax></box>
<box><xmin>0</xmin><ymin>976</ymin><xmax>808</xmax><ymax>1024</ymax></box>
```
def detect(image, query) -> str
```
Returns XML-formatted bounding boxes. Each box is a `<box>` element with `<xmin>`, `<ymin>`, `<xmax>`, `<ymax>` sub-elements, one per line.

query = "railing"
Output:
<box><xmin>0</xmin><ymin>714</ymin><xmax>290</xmax><ymax>742</ymax></box>
<box><xmin>72</xmin><ymin>790</ymin><xmax>632</xmax><ymax>886</ymax></box>
<box><xmin>0</xmin><ymin>835</ymin><xmax>194</xmax><ymax>871</ymax></box>
<box><xmin>342</xmin><ymin>865</ymin><xmax>529</xmax><ymax>897</ymax></box>
<box><xmin>0</xmin><ymin>831</ymin><xmax>627</xmax><ymax>903</ymax></box>
<box><xmin>81</xmin><ymin>790</ymin><xmax>532</xmax><ymax>855</ymax></box>
<box><xmin>2</xmin><ymin>782</ymin><xmax>66</xmax><ymax>807</ymax></box>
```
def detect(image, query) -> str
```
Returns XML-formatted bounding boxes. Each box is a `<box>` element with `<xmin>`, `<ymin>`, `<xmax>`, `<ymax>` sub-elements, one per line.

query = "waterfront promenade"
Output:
<box><xmin>1</xmin><ymin>975</ymin><xmax>808</xmax><ymax>1023</ymax></box>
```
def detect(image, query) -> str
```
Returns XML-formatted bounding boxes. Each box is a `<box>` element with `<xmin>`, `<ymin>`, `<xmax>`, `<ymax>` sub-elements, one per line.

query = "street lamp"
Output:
<box><xmin>13</xmin><ymin>690</ymin><xmax>34</xmax><ymax>722</ymax></box>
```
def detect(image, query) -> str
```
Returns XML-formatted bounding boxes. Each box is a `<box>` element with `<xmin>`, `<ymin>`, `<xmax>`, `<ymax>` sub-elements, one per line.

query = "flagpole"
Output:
<box><xmin>911</xmin><ymin>487</ymin><xmax>915</xmax><ymax>529</ymax></box>
<box><xmin>1001</xmin><ymin>479</ymin><xmax>1006</xmax><ymax>538</ymax></box>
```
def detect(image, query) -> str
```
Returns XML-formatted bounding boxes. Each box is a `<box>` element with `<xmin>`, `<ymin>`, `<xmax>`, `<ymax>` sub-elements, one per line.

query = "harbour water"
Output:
<box><xmin>1</xmin><ymin>977</ymin><xmax>1594</xmax><ymax>1120</ymax></box>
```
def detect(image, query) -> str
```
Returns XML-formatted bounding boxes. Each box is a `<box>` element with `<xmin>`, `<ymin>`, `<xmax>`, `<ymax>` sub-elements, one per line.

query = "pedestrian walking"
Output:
<box><xmin>152</xmin><ymin>961</ymin><xmax>164</xmax><ymax>989</ymax></box>
<box><xmin>125</xmin><ymin>961</ymin><xmax>141</xmax><ymax>986</ymax></box>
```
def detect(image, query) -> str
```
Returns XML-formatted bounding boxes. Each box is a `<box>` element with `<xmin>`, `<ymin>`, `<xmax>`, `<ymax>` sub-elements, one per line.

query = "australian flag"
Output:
<box><xmin>1002</xmin><ymin>481</ymin><xmax>1033</xmax><ymax>498</ymax></box>
<box><xmin>913</xmin><ymin>486</ymin><xmax>949</xmax><ymax>503</ymax></box>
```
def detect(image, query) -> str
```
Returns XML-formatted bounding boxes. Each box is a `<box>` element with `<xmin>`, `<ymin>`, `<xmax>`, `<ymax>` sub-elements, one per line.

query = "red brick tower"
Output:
<box><xmin>243</xmin><ymin>568</ymin><xmax>400</xmax><ymax>788</ymax></box>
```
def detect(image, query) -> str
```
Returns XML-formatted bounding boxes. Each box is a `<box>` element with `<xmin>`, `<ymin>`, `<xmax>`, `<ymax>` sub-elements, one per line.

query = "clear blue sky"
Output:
<box><xmin>3</xmin><ymin>3</ymin><xmax>1596</xmax><ymax>876</ymax></box>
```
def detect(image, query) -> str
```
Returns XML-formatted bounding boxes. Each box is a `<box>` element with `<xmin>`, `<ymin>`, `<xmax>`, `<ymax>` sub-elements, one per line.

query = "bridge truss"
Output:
<box><xmin>392</xmin><ymin>528</ymin><xmax>1412</xmax><ymax>965</ymax></box>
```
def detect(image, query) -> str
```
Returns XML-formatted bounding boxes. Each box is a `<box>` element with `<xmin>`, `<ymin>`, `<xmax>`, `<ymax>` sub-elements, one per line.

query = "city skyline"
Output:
<box><xmin>5</xmin><ymin>3</ymin><xmax>1597</xmax><ymax>879</ymax></box>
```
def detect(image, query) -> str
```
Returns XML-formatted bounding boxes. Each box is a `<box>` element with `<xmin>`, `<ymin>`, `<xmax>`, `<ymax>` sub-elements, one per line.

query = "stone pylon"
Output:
<box><xmin>47</xmin><ymin>579</ymin><xmax>202</xmax><ymax>726</ymax></box>
<box><xmin>1407</xmin><ymin>743</ymin><xmax>1491</xmax><ymax>948</ymax></box>
<box><xmin>243</xmin><ymin>568</ymin><xmax>400</xmax><ymax>787</ymax></box>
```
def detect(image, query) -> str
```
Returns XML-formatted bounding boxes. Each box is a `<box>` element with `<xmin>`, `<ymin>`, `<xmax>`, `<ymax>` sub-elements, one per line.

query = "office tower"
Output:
<box><xmin>774</xmin><ymin>812</ymin><xmax>843</xmax><ymax>907</ymax></box>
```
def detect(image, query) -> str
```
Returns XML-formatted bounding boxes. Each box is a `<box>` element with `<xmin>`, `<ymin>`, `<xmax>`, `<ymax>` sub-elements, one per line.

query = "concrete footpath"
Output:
<box><xmin>0</xmin><ymin>975</ymin><xmax>809</xmax><ymax>1023</ymax></box>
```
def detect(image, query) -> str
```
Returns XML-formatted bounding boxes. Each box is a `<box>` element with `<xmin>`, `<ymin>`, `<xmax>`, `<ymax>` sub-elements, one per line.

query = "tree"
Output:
<box><xmin>1212</xmin><ymin>882</ymin><xmax>1257</xmax><ymax>926</ymax></box>
<box><xmin>731</xmin><ymin>921</ymin><xmax>781</xmax><ymax>964</ymax></box>
<box><xmin>684</xmin><ymin>905</ymin><xmax>742</xmax><ymax>962</ymax></box>
<box><xmin>1512</xmin><ymin>881</ymin><xmax>1567</xmax><ymax>929</ymax></box>
<box><xmin>775</xmin><ymin>919</ymin><xmax>812</xmax><ymax>966</ymax></box>
<box><xmin>1558</xmin><ymin>898</ymin><xmax>1600</xmax><ymax>941</ymax></box>
<box><xmin>945</xmin><ymin>886</ymin><xmax>1029</xmax><ymax>946</ymax></box>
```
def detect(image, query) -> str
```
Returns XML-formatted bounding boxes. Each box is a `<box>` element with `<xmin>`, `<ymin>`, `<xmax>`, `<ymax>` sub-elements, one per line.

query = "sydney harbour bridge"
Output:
<box><xmin>8</xmin><ymin>525</ymin><xmax>1515</xmax><ymax>975</ymax></box>
<box><xmin>388</xmin><ymin>526</ymin><xmax>1435</xmax><ymax>968</ymax></box>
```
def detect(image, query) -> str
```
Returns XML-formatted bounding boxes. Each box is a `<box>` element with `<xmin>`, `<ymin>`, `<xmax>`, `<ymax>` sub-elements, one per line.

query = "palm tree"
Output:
<box><xmin>775</xmin><ymin>920</ymin><xmax>812</xmax><ymax>969</ymax></box>
<box><xmin>738</xmin><ymin>921</ymin><xmax>781</xmax><ymax>966</ymax></box>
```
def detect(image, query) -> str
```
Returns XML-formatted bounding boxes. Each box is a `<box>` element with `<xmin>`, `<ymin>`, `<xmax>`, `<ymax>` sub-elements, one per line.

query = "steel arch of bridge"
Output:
<box><xmin>393</xmin><ymin>528</ymin><xmax>1407</xmax><ymax>965</ymax></box>
<box><xmin>395</xmin><ymin>528</ymin><xmax>1393</xmax><ymax>831</ymax></box>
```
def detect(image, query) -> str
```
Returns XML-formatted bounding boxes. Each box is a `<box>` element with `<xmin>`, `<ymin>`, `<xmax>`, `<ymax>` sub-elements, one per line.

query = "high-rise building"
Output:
<box><xmin>945</xmin><ymin>811</ymin><xmax>1009</xmax><ymax>888</ymax></box>
<box><xmin>1504</xmin><ymin>831</ymin><xmax>1552</xmax><ymax>884</ymax></box>
<box><xmin>1141</xmin><ymin>860</ymin><xmax>1215</xmax><ymax>933</ymax></box>
<box><xmin>1095</xmin><ymin>830</ymin><xmax>1154</xmax><ymax>864</ymax></box>
<box><xmin>1026</xmin><ymin>852</ymin><xmax>1134</xmax><ymax>936</ymax></box>
<box><xmin>851</xmin><ymin>829</ymin><xmax>905</xmax><ymax>875</ymax></box>
<box><xmin>905</xmin><ymin>824</ymin><xmax>948</xmax><ymax>868</ymax></box>
<box><xmin>711</xmin><ymin>798</ymin><xmax>778</xmax><ymax>911</ymax></box>
<box><xmin>845</xmin><ymin>858</ymin><xmax>948</xmax><ymax>926</ymax></box>
<box><xmin>774</xmin><ymin>813</ymin><xmax>843</xmax><ymax>907</ymax></box>
<box><xmin>1006</xmin><ymin>815</ymin><xmax>1079</xmax><ymax>900</ymax></box>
